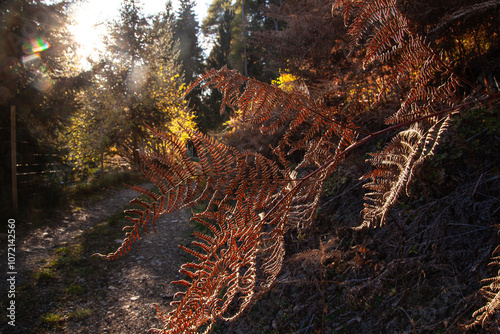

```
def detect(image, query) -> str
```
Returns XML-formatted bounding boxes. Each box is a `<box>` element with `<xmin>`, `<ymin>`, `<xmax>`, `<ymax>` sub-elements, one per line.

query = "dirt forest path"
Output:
<box><xmin>1</xmin><ymin>183</ymin><xmax>194</xmax><ymax>334</ymax></box>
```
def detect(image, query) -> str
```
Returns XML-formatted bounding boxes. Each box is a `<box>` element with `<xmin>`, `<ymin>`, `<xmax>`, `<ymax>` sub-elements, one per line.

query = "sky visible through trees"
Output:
<box><xmin>66</xmin><ymin>0</ymin><xmax>213</xmax><ymax>64</ymax></box>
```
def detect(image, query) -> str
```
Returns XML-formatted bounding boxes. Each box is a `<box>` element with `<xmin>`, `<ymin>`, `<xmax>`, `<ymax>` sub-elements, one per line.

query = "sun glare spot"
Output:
<box><xmin>68</xmin><ymin>3</ymin><xmax>108</xmax><ymax>68</ymax></box>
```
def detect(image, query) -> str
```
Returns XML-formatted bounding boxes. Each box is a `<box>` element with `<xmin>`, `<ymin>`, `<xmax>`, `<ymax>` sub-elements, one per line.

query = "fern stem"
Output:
<box><xmin>256</xmin><ymin>278</ymin><xmax>344</xmax><ymax>285</ymax></box>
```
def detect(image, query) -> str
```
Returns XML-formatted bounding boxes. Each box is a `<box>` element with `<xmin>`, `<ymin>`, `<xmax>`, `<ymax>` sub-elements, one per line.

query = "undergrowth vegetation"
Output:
<box><xmin>98</xmin><ymin>0</ymin><xmax>500</xmax><ymax>333</ymax></box>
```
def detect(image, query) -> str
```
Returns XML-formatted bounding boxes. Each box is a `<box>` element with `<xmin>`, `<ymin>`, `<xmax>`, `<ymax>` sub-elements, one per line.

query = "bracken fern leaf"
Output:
<box><xmin>468</xmin><ymin>243</ymin><xmax>500</xmax><ymax>328</ymax></box>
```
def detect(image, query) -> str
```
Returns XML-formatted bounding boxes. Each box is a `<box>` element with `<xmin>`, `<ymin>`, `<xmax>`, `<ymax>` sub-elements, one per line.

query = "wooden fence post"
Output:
<box><xmin>11</xmin><ymin>105</ymin><xmax>18</xmax><ymax>213</ymax></box>
<box><xmin>100</xmin><ymin>125</ymin><xmax>104</xmax><ymax>180</ymax></box>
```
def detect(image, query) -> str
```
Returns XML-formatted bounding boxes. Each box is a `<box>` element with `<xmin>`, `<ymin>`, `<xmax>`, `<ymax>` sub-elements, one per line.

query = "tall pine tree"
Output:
<box><xmin>198</xmin><ymin>0</ymin><xmax>276</xmax><ymax>131</ymax></box>
<box><xmin>174</xmin><ymin>0</ymin><xmax>203</xmax><ymax>85</ymax></box>
<box><xmin>202</xmin><ymin>0</ymin><xmax>233</xmax><ymax>70</ymax></box>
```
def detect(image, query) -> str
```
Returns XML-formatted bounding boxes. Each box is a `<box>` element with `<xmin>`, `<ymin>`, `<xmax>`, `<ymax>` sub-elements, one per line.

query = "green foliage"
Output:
<box><xmin>67</xmin><ymin>308</ymin><xmax>92</xmax><ymax>320</ymax></box>
<box><xmin>35</xmin><ymin>268</ymin><xmax>57</xmax><ymax>281</ymax></box>
<box><xmin>41</xmin><ymin>312</ymin><xmax>64</xmax><ymax>324</ymax></box>
<box><xmin>65</xmin><ymin>284</ymin><xmax>84</xmax><ymax>295</ymax></box>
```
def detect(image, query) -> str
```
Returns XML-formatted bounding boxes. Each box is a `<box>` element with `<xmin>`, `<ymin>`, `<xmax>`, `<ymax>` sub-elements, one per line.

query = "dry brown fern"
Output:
<box><xmin>124</xmin><ymin>71</ymin><xmax>486</xmax><ymax>333</ymax></box>
<box><xmin>94</xmin><ymin>67</ymin><xmax>355</xmax><ymax>332</ymax></box>
<box><xmin>468</xmin><ymin>243</ymin><xmax>500</xmax><ymax>328</ymax></box>
<box><xmin>96</xmin><ymin>1</ymin><xmax>500</xmax><ymax>332</ymax></box>
<box><xmin>360</xmin><ymin>116</ymin><xmax>452</xmax><ymax>228</ymax></box>
<box><xmin>331</xmin><ymin>0</ymin><xmax>495</xmax><ymax>228</ymax></box>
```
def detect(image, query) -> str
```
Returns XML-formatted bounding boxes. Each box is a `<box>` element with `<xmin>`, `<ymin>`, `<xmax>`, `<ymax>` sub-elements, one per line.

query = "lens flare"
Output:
<box><xmin>126</xmin><ymin>64</ymin><xmax>148</xmax><ymax>93</ymax></box>
<box><xmin>33</xmin><ymin>74</ymin><xmax>53</xmax><ymax>92</ymax></box>
<box><xmin>23</xmin><ymin>37</ymin><xmax>50</xmax><ymax>54</ymax></box>
<box><xmin>20</xmin><ymin>38</ymin><xmax>52</xmax><ymax>92</ymax></box>
<box><xmin>22</xmin><ymin>54</ymin><xmax>41</xmax><ymax>67</ymax></box>
<box><xmin>32</xmin><ymin>67</ymin><xmax>53</xmax><ymax>92</ymax></box>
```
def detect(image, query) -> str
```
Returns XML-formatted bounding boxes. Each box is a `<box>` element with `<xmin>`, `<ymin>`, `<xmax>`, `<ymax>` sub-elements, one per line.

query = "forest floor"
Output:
<box><xmin>0</xmin><ymin>182</ymin><xmax>194</xmax><ymax>334</ymax></box>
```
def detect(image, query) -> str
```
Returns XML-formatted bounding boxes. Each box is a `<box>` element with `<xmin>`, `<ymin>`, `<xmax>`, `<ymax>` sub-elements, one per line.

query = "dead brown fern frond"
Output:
<box><xmin>142</xmin><ymin>132</ymin><xmax>330</xmax><ymax>333</ymax></box>
<box><xmin>94</xmin><ymin>128</ymin><xmax>241</xmax><ymax>260</ymax></box>
<box><xmin>290</xmin><ymin>237</ymin><xmax>340</xmax><ymax>271</ymax></box>
<box><xmin>332</xmin><ymin>0</ymin><xmax>471</xmax><ymax>228</ymax></box>
<box><xmin>360</xmin><ymin>115</ymin><xmax>452</xmax><ymax>228</ymax></box>
<box><xmin>99</xmin><ymin>122</ymin><xmax>333</xmax><ymax>332</ymax></box>
<box><xmin>335</xmin><ymin>0</ymin><xmax>462</xmax><ymax>124</ymax></box>
<box><xmin>136</xmin><ymin>74</ymin><xmax>493</xmax><ymax>333</ymax></box>
<box><xmin>187</xmin><ymin>66</ymin><xmax>350</xmax><ymax>139</ymax></box>
<box><xmin>467</xmin><ymin>243</ymin><xmax>500</xmax><ymax>328</ymax></box>
<box><xmin>114</xmin><ymin>67</ymin><xmax>355</xmax><ymax>332</ymax></box>
<box><xmin>149</xmin><ymin>199</ymin><xmax>264</xmax><ymax>333</ymax></box>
